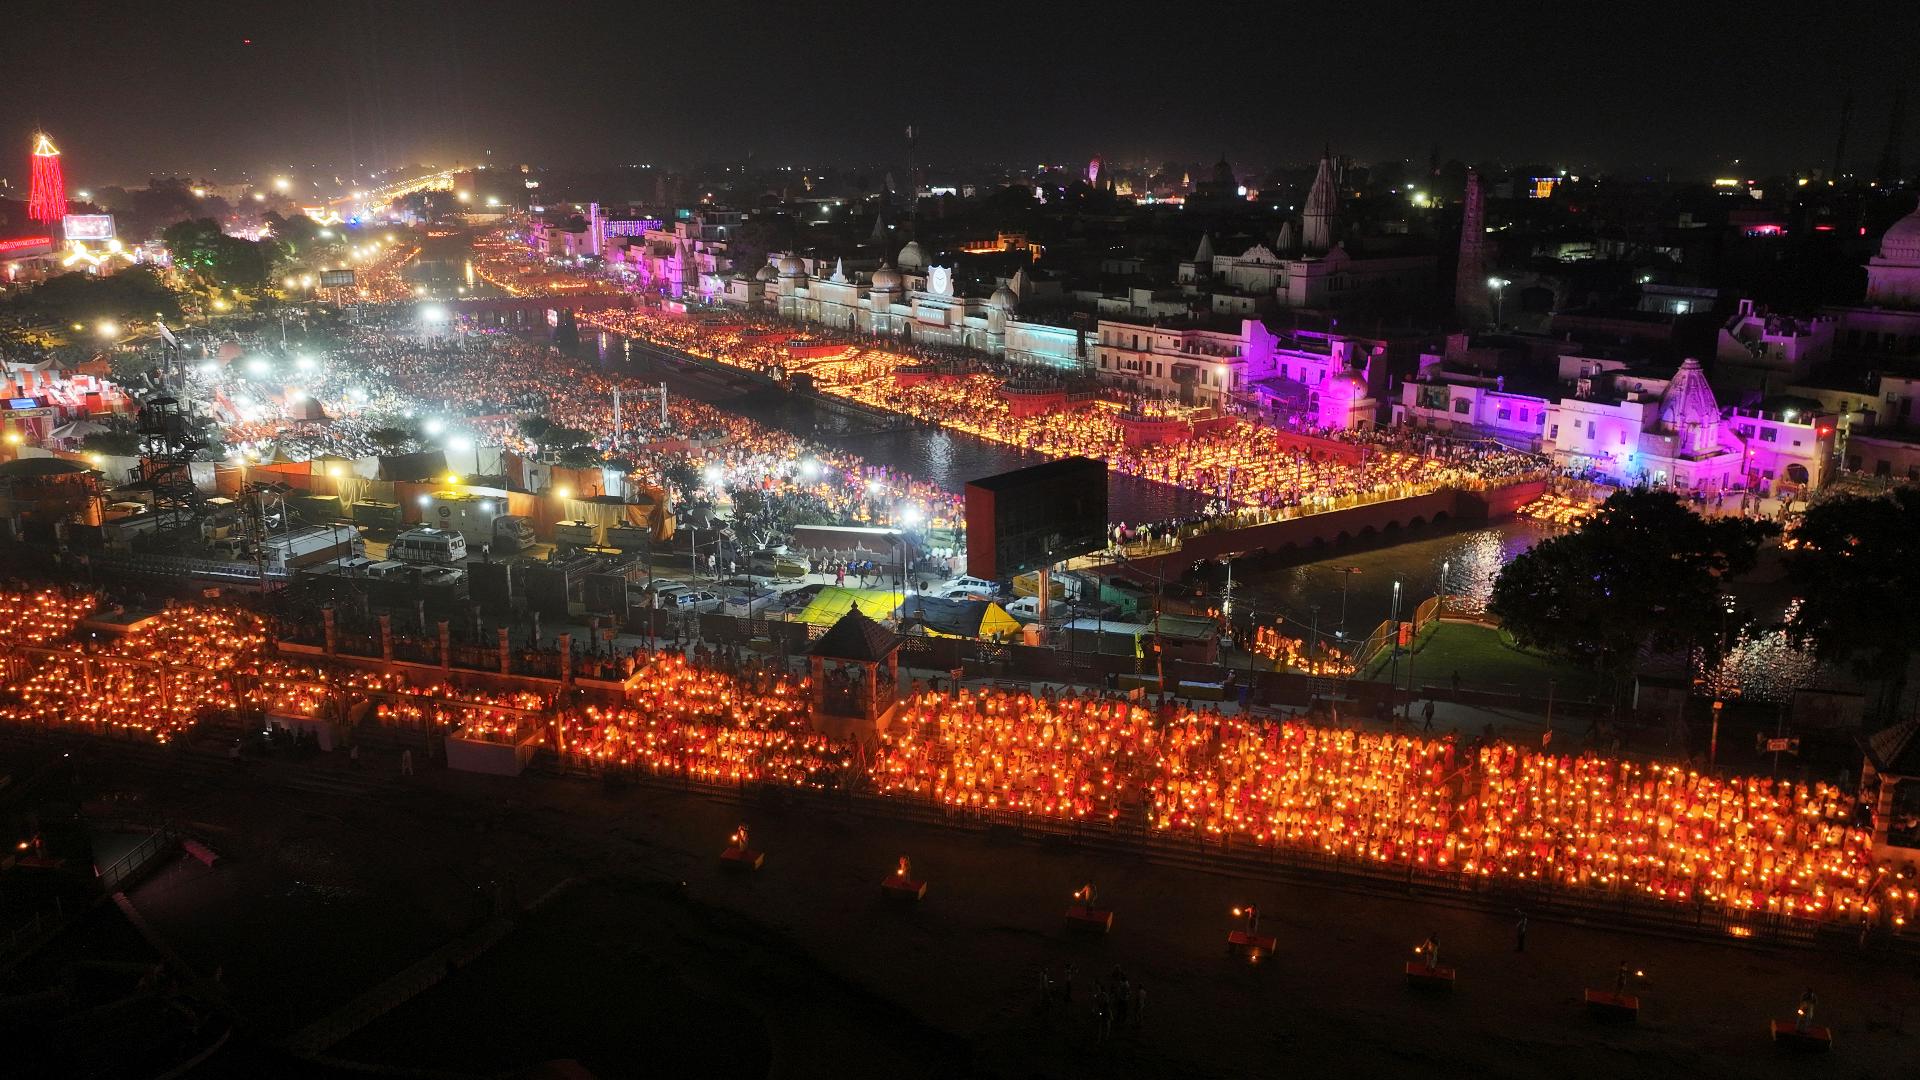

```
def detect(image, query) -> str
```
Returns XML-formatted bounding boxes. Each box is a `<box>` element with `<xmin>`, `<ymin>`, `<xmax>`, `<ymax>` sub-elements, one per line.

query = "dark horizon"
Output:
<box><xmin>3</xmin><ymin>0</ymin><xmax>1914</xmax><ymax>187</ymax></box>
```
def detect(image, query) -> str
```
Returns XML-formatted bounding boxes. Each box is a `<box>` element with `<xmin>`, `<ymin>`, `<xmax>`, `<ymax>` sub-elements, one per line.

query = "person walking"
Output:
<box><xmin>1796</xmin><ymin>988</ymin><xmax>1818</xmax><ymax>1032</ymax></box>
<box><xmin>1514</xmin><ymin>910</ymin><xmax>1528</xmax><ymax>952</ymax></box>
<box><xmin>1421</xmin><ymin>698</ymin><xmax>1436</xmax><ymax>733</ymax></box>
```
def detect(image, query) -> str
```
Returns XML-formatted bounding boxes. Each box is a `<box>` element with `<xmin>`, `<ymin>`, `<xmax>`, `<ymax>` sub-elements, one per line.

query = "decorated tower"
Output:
<box><xmin>1454</xmin><ymin>168</ymin><xmax>1489</xmax><ymax>325</ymax></box>
<box><xmin>28</xmin><ymin>132</ymin><xmax>67</xmax><ymax>225</ymax></box>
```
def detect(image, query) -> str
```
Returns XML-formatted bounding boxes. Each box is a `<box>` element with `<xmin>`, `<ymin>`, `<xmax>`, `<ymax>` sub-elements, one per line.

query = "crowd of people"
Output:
<box><xmin>187</xmin><ymin>316</ymin><xmax>962</xmax><ymax>532</ymax></box>
<box><xmin>0</xmin><ymin>588</ymin><xmax>1905</xmax><ymax>927</ymax></box>
<box><xmin>574</xmin><ymin>304</ymin><xmax>1549</xmax><ymax>532</ymax></box>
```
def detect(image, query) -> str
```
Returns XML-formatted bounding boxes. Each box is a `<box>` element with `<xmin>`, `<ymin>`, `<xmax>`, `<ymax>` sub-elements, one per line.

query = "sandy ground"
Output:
<box><xmin>17</xmin><ymin>736</ymin><xmax>1918</xmax><ymax>1079</ymax></box>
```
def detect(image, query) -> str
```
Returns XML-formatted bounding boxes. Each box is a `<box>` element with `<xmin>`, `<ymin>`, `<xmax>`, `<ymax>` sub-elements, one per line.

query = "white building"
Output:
<box><xmin>753</xmin><ymin>243</ymin><xmax>1084</xmax><ymax>369</ymax></box>
<box><xmin>1394</xmin><ymin>357</ymin><xmax>1834</xmax><ymax>492</ymax></box>
<box><xmin>1714</xmin><ymin>298</ymin><xmax>1835</xmax><ymax>391</ymax></box>
<box><xmin>1175</xmin><ymin>236</ymin><xmax>1434</xmax><ymax>314</ymax></box>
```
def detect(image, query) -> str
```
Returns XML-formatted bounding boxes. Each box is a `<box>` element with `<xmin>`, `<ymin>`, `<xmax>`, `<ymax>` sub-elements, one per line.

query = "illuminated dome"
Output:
<box><xmin>897</xmin><ymin>240</ymin><xmax>927</xmax><ymax>272</ymax></box>
<box><xmin>754</xmin><ymin>262</ymin><xmax>778</xmax><ymax>282</ymax></box>
<box><xmin>1328</xmin><ymin>369</ymin><xmax>1368</xmax><ymax>396</ymax></box>
<box><xmin>1879</xmin><ymin>205</ymin><xmax>1920</xmax><ymax>264</ymax></box>
<box><xmin>777</xmin><ymin>254</ymin><xmax>807</xmax><ymax>278</ymax></box>
<box><xmin>869</xmin><ymin>263</ymin><xmax>904</xmax><ymax>291</ymax></box>
<box><xmin>987</xmin><ymin>286</ymin><xmax>1018</xmax><ymax>312</ymax></box>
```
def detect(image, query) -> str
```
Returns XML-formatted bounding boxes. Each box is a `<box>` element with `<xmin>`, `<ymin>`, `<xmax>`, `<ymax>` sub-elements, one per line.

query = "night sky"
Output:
<box><xmin>3</xmin><ymin>0</ymin><xmax>1912</xmax><ymax>185</ymax></box>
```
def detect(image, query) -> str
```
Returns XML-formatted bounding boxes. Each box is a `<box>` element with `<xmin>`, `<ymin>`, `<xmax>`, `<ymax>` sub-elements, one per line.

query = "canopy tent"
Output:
<box><xmin>795</xmin><ymin>586</ymin><xmax>899</xmax><ymax>627</ymax></box>
<box><xmin>896</xmin><ymin>595</ymin><xmax>1021</xmax><ymax>640</ymax></box>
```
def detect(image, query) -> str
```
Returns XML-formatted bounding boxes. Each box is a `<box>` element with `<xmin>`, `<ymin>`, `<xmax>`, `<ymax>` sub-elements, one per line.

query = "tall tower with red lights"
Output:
<box><xmin>28</xmin><ymin>132</ymin><xmax>67</xmax><ymax>225</ymax></box>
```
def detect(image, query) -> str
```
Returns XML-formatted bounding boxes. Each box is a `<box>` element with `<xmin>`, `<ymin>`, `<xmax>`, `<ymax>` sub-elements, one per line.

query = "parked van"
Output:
<box><xmin>388</xmin><ymin>527</ymin><xmax>468</xmax><ymax>566</ymax></box>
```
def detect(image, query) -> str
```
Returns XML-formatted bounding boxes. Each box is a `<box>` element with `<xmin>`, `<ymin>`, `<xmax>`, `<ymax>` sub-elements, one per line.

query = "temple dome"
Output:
<box><xmin>754</xmin><ymin>262</ymin><xmax>778</xmax><ymax>282</ymax></box>
<box><xmin>987</xmin><ymin>286</ymin><xmax>1018</xmax><ymax>312</ymax></box>
<box><xmin>870</xmin><ymin>263</ymin><xmax>903</xmax><ymax>291</ymax></box>
<box><xmin>1657</xmin><ymin>358</ymin><xmax>1723</xmax><ymax>457</ymax></box>
<box><xmin>1879</xmin><ymin>205</ymin><xmax>1920</xmax><ymax>264</ymax></box>
<box><xmin>777</xmin><ymin>254</ymin><xmax>807</xmax><ymax>278</ymax></box>
<box><xmin>1328</xmin><ymin>369</ymin><xmax>1368</xmax><ymax>396</ymax></box>
<box><xmin>897</xmin><ymin>240</ymin><xmax>927</xmax><ymax>272</ymax></box>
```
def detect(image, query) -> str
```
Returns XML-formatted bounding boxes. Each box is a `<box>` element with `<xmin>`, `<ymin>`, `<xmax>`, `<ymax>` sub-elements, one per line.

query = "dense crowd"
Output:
<box><xmin>577</xmin><ymin>305</ymin><xmax>1549</xmax><ymax>524</ymax></box>
<box><xmin>0</xmin><ymin>589</ymin><xmax>1904</xmax><ymax>927</ymax></box>
<box><xmin>191</xmin><ymin>317</ymin><xmax>962</xmax><ymax>531</ymax></box>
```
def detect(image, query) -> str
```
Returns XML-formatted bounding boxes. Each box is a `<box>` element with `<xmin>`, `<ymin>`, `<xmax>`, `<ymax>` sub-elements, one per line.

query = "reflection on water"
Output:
<box><xmin>1226</xmin><ymin>522</ymin><xmax>1550</xmax><ymax>638</ymax></box>
<box><xmin>1697</xmin><ymin>599</ymin><xmax>1821</xmax><ymax>704</ymax></box>
<box><xmin>585</xmin><ymin>329</ymin><xmax>1210</xmax><ymax>524</ymax></box>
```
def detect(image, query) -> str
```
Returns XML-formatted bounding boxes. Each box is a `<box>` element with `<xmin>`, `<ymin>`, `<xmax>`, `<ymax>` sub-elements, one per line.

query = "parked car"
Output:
<box><xmin>414</xmin><ymin>566</ymin><xmax>466</xmax><ymax>588</ymax></box>
<box><xmin>658</xmin><ymin>589</ymin><xmax>720</xmax><ymax>613</ymax></box>
<box><xmin>941</xmin><ymin>575</ymin><xmax>1000</xmax><ymax>597</ymax></box>
<box><xmin>1005</xmin><ymin>596</ymin><xmax>1070</xmax><ymax>623</ymax></box>
<box><xmin>721</xmin><ymin>591</ymin><xmax>781</xmax><ymax>617</ymax></box>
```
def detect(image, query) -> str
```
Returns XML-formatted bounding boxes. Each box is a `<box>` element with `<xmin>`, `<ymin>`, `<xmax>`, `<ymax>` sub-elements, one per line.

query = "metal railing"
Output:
<box><xmin>97</xmin><ymin>826</ymin><xmax>178</xmax><ymax>893</ymax></box>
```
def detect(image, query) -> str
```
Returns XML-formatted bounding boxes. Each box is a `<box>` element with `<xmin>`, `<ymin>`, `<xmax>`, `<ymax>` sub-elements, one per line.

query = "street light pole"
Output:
<box><xmin>1387</xmin><ymin>578</ymin><xmax>1402</xmax><ymax>708</ymax></box>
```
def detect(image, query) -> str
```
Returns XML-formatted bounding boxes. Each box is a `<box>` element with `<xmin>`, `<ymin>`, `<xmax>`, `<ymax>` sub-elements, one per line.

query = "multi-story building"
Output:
<box><xmin>1394</xmin><ymin>357</ymin><xmax>1834</xmax><ymax>493</ymax></box>
<box><xmin>1714</xmin><ymin>298</ymin><xmax>1836</xmax><ymax>392</ymax></box>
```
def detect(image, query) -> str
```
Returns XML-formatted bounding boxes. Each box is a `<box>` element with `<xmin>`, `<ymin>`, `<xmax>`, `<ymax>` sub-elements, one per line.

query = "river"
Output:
<box><xmin>573</xmin><ymin>328</ymin><xmax>1214</xmax><ymax>526</ymax></box>
<box><xmin>560</xmin><ymin>327</ymin><xmax>1553</xmax><ymax>633</ymax></box>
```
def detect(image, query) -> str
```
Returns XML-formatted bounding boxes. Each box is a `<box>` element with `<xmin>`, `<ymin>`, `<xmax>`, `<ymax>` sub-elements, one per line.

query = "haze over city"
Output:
<box><xmin>2</xmin><ymin>4</ymin><xmax>1919</xmax><ymax>1079</ymax></box>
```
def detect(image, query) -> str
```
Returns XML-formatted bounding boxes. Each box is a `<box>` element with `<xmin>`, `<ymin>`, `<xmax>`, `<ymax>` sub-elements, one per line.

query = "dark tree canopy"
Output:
<box><xmin>1489</xmin><ymin>489</ymin><xmax>1776</xmax><ymax>676</ymax></box>
<box><xmin>4</xmin><ymin>267</ymin><xmax>182</xmax><ymax>327</ymax></box>
<box><xmin>162</xmin><ymin>218</ymin><xmax>279</xmax><ymax>291</ymax></box>
<box><xmin>1782</xmin><ymin>490</ymin><xmax>1920</xmax><ymax>699</ymax></box>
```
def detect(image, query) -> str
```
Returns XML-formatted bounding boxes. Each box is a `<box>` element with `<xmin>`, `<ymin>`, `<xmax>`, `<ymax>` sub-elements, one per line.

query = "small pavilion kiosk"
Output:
<box><xmin>808</xmin><ymin>608</ymin><xmax>902</xmax><ymax>741</ymax></box>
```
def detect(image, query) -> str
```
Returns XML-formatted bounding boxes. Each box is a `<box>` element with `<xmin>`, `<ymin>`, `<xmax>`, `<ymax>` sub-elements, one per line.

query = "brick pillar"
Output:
<box><xmin>438</xmin><ymin>620</ymin><xmax>451</xmax><ymax>671</ymax></box>
<box><xmin>498</xmin><ymin>626</ymin><xmax>511</xmax><ymax>675</ymax></box>
<box><xmin>322</xmin><ymin>605</ymin><xmax>337</xmax><ymax>656</ymax></box>
<box><xmin>558</xmin><ymin>632</ymin><xmax>572</xmax><ymax>685</ymax></box>
<box><xmin>379</xmin><ymin>613</ymin><xmax>393</xmax><ymax>662</ymax></box>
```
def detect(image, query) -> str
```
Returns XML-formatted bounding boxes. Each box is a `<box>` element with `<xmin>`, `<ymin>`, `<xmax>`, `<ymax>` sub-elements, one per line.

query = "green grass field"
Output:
<box><xmin>1365</xmin><ymin>620</ymin><xmax>1607</xmax><ymax>701</ymax></box>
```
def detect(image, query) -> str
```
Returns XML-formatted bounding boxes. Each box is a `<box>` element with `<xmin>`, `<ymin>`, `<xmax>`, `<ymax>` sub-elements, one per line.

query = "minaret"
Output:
<box><xmin>1301</xmin><ymin>148</ymin><xmax>1337</xmax><ymax>253</ymax></box>
<box><xmin>1454</xmin><ymin>168</ymin><xmax>1489</xmax><ymax>325</ymax></box>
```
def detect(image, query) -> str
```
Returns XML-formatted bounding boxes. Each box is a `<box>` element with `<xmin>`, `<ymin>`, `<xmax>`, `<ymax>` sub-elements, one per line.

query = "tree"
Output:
<box><xmin>556</xmin><ymin>444</ymin><xmax>602</xmax><ymax>469</ymax></box>
<box><xmin>81</xmin><ymin>430</ymin><xmax>142</xmax><ymax>457</ymax></box>
<box><xmin>516</xmin><ymin>416</ymin><xmax>554</xmax><ymax>444</ymax></box>
<box><xmin>1489</xmin><ymin>489</ymin><xmax>1777</xmax><ymax>683</ymax></box>
<box><xmin>1782</xmin><ymin>490</ymin><xmax>1920</xmax><ymax>716</ymax></box>
<box><xmin>368</xmin><ymin>426</ymin><xmax>413</xmax><ymax>453</ymax></box>
<box><xmin>544</xmin><ymin>426</ymin><xmax>592</xmax><ymax>450</ymax></box>
<box><xmin>2</xmin><ymin>267</ymin><xmax>181</xmax><ymax>330</ymax></box>
<box><xmin>162</xmin><ymin>218</ymin><xmax>275</xmax><ymax>291</ymax></box>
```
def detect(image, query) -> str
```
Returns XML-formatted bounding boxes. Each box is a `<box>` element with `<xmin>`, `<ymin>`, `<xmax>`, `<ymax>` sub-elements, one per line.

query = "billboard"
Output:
<box><xmin>62</xmin><ymin>214</ymin><xmax>115</xmax><ymax>241</ymax></box>
<box><xmin>964</xmin><ymin>456</ymin><xmax>1108</xmax><ymax>580</ymax></box>
<box><xmin>318</xmin><ymin>269</ymin><xmax>356</xmax><ymax>288</ymax></box>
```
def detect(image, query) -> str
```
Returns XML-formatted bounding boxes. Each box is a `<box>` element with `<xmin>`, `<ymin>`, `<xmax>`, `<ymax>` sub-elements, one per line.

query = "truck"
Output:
<box><xmin>554</xmin><ymin>519</ymin><xmax>598</xmax><ymax>551</ymax></box>
<box><xmin>258</xmin><ymin>524</ymin><xmax>363</xmax><ymax>573</ymax></box>
<box><xmin>421</xmin><ymin>491</ymin><xmax>534</xmax><ymax>552</ymax></box>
